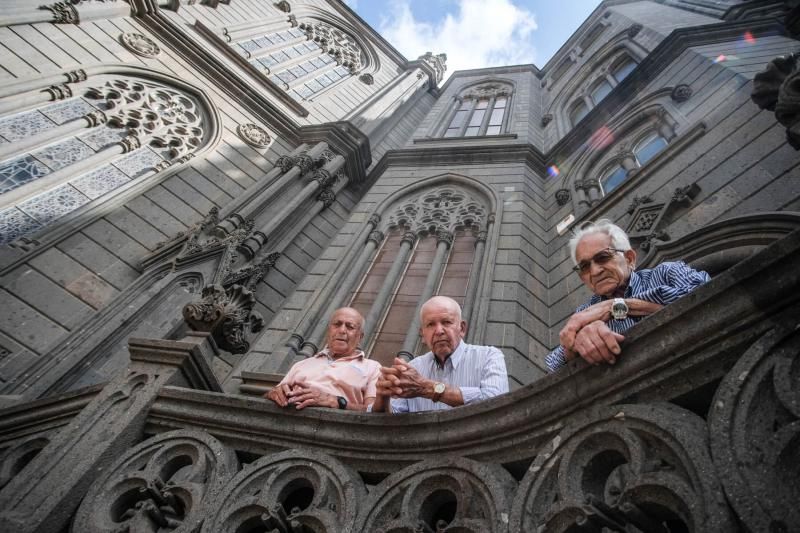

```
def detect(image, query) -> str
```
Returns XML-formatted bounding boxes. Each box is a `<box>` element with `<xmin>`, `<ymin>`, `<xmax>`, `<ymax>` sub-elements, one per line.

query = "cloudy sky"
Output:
<box><xmin>343</xmin><ymin>0</ymin><xmax>602</xmax><ymax>80</ymax></box>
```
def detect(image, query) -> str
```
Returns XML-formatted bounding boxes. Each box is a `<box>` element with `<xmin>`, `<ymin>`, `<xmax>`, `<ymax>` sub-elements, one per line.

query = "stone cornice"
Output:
<box><xmin>0</xmin><ymin>384</ymin><xmax>103</xmax><ymax>444</ymax></box>
<box><xmin>145</xmin><ymin>228</ymin><xmax>800</xmax><ymax>475</ymax></box>
<box><xmin>367</xmin><ymin>144</ymin><xmax>548</xmax><ymax>185</ymax></box>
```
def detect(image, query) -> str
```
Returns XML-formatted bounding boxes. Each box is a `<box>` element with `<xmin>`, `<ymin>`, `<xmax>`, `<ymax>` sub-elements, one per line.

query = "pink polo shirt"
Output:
<box><xmin>279</xmin><ymin>348</ymin><xmax>382</xmax><ymax>406</ymax></box>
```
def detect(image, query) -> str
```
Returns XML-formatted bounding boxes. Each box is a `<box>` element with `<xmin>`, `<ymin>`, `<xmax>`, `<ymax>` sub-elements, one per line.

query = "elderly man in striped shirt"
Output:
<box><xmin>546</xmin><ymin>219</ymin><xmax>710</xmax><ymax>372</ymax></box>
<box><xmin>371</xmin><ymin>296</ymin><xmax>509</xmax><ymax>413</ymax></box>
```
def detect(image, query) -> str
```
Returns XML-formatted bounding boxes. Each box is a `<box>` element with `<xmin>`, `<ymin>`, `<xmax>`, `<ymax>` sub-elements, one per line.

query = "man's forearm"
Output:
<box><xmin>370</xmin><ymin>394</ymin><xmax>391</xmax><ymax>413</ymax></box>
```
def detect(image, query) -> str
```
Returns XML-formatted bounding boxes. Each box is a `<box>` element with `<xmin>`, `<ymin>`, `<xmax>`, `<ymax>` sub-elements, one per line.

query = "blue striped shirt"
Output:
<box><xmin>390</xmin><ymin>341</ymin><xmax>509</xmax><ymax>413</ymax></box>
<box><xmin>545</xmin><ymin>261</ymin><xmax>710</xmax><ymax>372</ymax></box>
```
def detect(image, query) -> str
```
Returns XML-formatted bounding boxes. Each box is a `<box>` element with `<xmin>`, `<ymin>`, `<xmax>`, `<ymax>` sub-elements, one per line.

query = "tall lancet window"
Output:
<box><xmin>349</xmin><ymin>186</ymin><xmax>490</xmax><ymax>365</ymax></box>
<box><xmin>232</xmin><ymin>20</ymin><xmax>365</xmax><ymax>101</ymax></box>
<box><xmin>0</xmin><ymin>73</ymin><xmax>211</xmax><ymax>245</ymax></box>
<box><xmin>442</xmin><ymin>82</ymin><xmax>512</xmax><ymax>138</ymax></box>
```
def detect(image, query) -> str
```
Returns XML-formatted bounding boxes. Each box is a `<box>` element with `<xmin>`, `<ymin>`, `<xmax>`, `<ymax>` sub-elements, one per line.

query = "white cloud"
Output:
<box><xmin>378</xmin><ymin>0</ymin><xmax>538</xmax><ymax>81</ymax></box>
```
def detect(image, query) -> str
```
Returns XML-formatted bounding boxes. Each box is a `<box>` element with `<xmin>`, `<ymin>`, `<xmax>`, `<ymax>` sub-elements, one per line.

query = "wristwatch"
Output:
<box><xmin>611</xmin><ymin>298</ymin><xmax>629</xmax><ymax>320</ymax></box>
<box><xmin>337</xmin><ymin>396</ymin><xmax>347</xmax><ymax>410</ymax></box>
<box><xmin>432</xmin><ymin>382</ymin><xmax>446</xmax><ymax>403</ymax></box>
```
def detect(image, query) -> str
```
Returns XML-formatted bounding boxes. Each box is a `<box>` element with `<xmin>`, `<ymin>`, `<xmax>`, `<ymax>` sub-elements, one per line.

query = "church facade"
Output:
<box><xmin>0</xmin><ymin>0</ymin><xmax>798</xmax><ymax>531</ymax></box>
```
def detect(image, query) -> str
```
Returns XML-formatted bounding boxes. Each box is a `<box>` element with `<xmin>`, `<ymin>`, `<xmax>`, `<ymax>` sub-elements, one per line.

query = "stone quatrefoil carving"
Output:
<box><xmin>384</xmin><ymin>186</ymin><xmax>488</xmax><ymax>236</ymax></box>
<box><xmin>509</xmin><ymin>403</ymin><xmax>736</xmax><ymax>532</ymax></box>
<box><xmin>72</xmin><ymin>430</ymin><xmax>239</xmax><ymax>533</ymax></box>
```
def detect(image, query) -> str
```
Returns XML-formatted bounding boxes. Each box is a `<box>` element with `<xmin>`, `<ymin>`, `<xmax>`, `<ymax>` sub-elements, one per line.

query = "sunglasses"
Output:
<box><xmin>573</xmin><ymin>248</ymin><xmax>626</xmax><ymax>274</ymax></box>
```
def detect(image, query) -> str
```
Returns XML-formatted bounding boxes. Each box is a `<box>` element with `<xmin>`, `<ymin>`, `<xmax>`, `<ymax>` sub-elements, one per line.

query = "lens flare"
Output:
<box><xmin>547</xmin><ymin>165</ymin><xmax>560</xmax><ymax>178</ymax></box>
<box><xmin>743</xmin><ymin>31</ymin><xmax>756</xmax><ymax>44</ymax></box>
<box><xmin>714</xmin><ymin>54</ymin><xmax>727</xmax><ymax>63</ymax></box>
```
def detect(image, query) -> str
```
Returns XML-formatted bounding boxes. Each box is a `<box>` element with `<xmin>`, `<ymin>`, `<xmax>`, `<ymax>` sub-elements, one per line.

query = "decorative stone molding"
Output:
<box><xmin>573</xmin><ymin>177</ymin><xmax>599</xmax><ymax>192</ymax></box>
<box><xmin>182</xmin><ymin>284</ymin><xmax>265</xmax><ymax>354</ymax></box>
<box><xmin>0</xmin><ymin>437</ymin><xmax>49</xmax><ymax>490</ymax></box>
<box><xmin>200</xmin><ymin>449</ymin><xmax>364</xmax><ymax>533</ymax></box>
<box><xmin>358</xmin><ymin>73</ymin><xmax>374</xmax><ymax>85</ymax></box>
<box><xmin>44</xmin><ymin>84</ymin><xmax>71</xmax><ymax>101</ymax></box>
<box><xmin>384</xmin><ymin>186</ymin><xmax>488</xmax><ymax>235</ymax></box>
<box><xmin>709</xmin><ymin>313</ymin><xmax>800</xmax><ymax>533</ymax></box>
<box><xmin>625</xmin><ymin>194</ymin><xmax>653</xmax><ymax>214</ymax></box>
<box><xmin>355</xmin><ymin>457</ymin><xmax>516</xmax><ymax>533</ymax></box>
<box><xmin>541</xmin><ymin>113</ymin><xmax>553</xmax><ymax>127</ymax></box>
<box><xmin>436</xmin><ymin>228</ymin><xmax>454</xmax><ymax>246</ymax></box>
<box><xmin>236</xmin><ymin>123</ymin><xmax>271</xmax><ymax>148</ymax></box>
<box><xmin>367</xmin><ymin>230</ymin><xmax>385</xmax><ymax>245</ymax></box>
<box><xmin>276</xmin><ymin>153</ymin><xmax>295</xmax><ymax>173</ymax></box>
<box><xmin>626</xmin><ymin>183</ymin><xmax>699</xmax><ymax>250</ymax></box>
<box><xmin>368</xmin><ymin>213</ymin><xmax>381</xmax><ymax>227</ymax></box>
<box><xmin>400</xmin><ymin>230</ymin><xmax>416</xmax><ymax>246</ymax></box>
<box><xmin>299</xmin><ymin>21</ymin><xmax>364</xmax><ymax>73</ymax></box>
<box><xmin>316</xmin><ymin>187</ymin><xmax>335</xmax><ymax>207</ymax></box>
<box><xmin>752</xmin><ymin>53</ymin><xmax>800</xmax><ymax>149</ymax></box>
<box><xmin>418</xmin><ymin>51</ymin><xmax>447</xmax><ymax>84</ymax></box>
<box><xmin>462</xmin><ymin>82</ymin><xmax>511</xmax><ymax>100</ymax></box>
<box><xmin>510</xmin><ymin>403</ymin><xmax>735</xmax><ymax>532</ymax></box>
<box><xmin>119</xmin><ymin>134</ymin><xmax>141</xmax><ymax>153</ymax></box>
<box><xmin>294</xmin><ymin>153</ymin><xmax>315</xmax><ymax>174</ymax></box>
<box><xmin>72</xmin><ymin>430</ymin><xmax>239</xmax><ymax>533</ymax></box>
<box><xmin>555</xmin><ymin>188</ymin><xmax>571</xmax><ymax>206</ymax></box>
<box><xmin>311</xmin><ymin>167</ymin><xmax>337</xmax><ymax>189</ymax></box>
<box><xmin>65</xmin><ymin>69</ymin><xmax>88</xmax><ymax>83</ymax></box>
<box><xmin>39</xmin><ymin>2</ymin><xmax>79</xmax><ymax>24</ymax></box>
<box><xmin>222</xmin><ymin>251</ymin><xmax>280</xmax><ymax>291</ymax></box>
<box><xmin>120</xmin><ymin>32</ymin><xmax>161</xmax><ymax>57</ymax></box>
<box><xmin>671</xmin><ymin>83</ymin><xmax>693</xmax><ymax>102</ymax></box>
<box><xmin>274</xmin><ymin>0</ymin><xmax>291</xmax><ymax>12</ymax></box>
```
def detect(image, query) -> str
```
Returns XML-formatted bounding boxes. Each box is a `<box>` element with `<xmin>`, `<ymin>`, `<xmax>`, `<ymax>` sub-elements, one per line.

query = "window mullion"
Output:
<box><xmin>478</xmin><ymin>96</ymin><xmax>496</xmax><ymax>136</ymax></box>
<box><xmin>458</xmin><ymin>99</ymin><xmax>475</xmax><ymax>137</ymax></box>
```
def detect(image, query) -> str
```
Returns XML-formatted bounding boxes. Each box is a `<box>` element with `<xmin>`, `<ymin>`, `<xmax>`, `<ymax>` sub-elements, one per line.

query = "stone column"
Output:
<box><xmin>0</xmin><ymin>2</ymin><xmax>130</xmax><ymax>28</ymax></box>
<box><xmin>0</xmin><ymin>333</ymin><xmax>221</xmax><ymax>533</ymax></box>
<box><xmin>239</xmin><ymin>154</ymin><xmax>345</xmax><ymax>258</ymax></box>
<box><xmin>362</xmin><ymin>230</ymin><xmax>416</xmax><ymax>345</ymax></box>
<box><xmin>462</xmin><ymin>226</ymin><xmax>489</xmax><ymax>327</ymax></box>
<box><xmin>398</xmin><ymin>229</ymin><xmax>453</xmax><ymax>360</ymax></box>
<box><xmin>299</xmin><ymin>228</ymin><xmax>385</xmax><ymax>357</ymax></box>
<box><xmin>287</xmin><ymin>214</ymin><xmax>382</xmax><ymax>353</ymax></box>
<box><xmin>0</xmin><ymin>82</ymin><xmax>80</xmax><ymax>116</ymax></box>
<box><xmin>0</xmin><ymin>69</ymin><xmax>86</xmax><ymax>100</ymax></box>
<box><xmin>214</xmin><ymin>143</ymin><xmax>312</xmax><ymax>236</ymax></box>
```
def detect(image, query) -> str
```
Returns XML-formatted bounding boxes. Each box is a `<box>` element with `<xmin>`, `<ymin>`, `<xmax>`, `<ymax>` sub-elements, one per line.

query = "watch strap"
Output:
<box><xmin>337</xmin><ymin>396</ymin><xmax>347</xmax><ymax>410</ymax></box>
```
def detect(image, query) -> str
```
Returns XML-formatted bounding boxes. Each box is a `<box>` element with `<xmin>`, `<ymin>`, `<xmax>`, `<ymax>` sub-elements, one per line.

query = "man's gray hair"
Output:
<box><xmin>568</xmin><ymin>219</ymin><xmax>632</xmax><ymax>264</ymax></box>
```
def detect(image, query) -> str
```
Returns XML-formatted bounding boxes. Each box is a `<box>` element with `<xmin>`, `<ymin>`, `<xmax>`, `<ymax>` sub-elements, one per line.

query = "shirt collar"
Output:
<box><xmin>432</xmin><ymin>340</ymin><xmax>466</xmax><ymax>370</ymax></box>
<box><xmin>316</xmin><ymin>347</ymin><xmax>365</xmax><ymax>361</ymax></box>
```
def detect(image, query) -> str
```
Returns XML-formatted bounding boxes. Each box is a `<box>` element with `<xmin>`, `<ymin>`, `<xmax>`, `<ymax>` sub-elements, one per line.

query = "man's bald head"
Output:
<box><xmin>420</xmin><ymin>296</ymin><xmax>462</xmax><ymax>323</ymax></box>
<box><xmin>326</xmin><ymin>307</ymin><xmax>365</xmax><ymax>357</ymax></box>
<box><xmin>419</xmin><ymin>296</ymin><xmax>466</xmax><ymax>361</ymax></box>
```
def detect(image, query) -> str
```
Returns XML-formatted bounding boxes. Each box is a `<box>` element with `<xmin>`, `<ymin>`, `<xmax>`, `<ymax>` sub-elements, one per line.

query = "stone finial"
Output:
<box><xmin>418</xmin><ymin>52</ymin><xmax>447</xmax><ymax>84</ymax></box>
<box><xmin>555</xmin><ymin>188</ymin><xmax>571</xmax><ymax>206</ymax></box>
<box><xmin>541</xmin><ymin>114</ymin><xmax>553</xmax><ymax>127</ymax></box>
<box><xmin>182</xmin><ymin>284</ymin><xmax>264</xmax><ymax>354</ymax></box>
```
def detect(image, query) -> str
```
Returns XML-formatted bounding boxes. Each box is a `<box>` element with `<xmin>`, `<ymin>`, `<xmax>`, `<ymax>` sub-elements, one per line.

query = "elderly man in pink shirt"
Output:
<box><xmin>265</xmin><ymin>307</ymin><xmax>381</xmax><ymax>411</ymax></box>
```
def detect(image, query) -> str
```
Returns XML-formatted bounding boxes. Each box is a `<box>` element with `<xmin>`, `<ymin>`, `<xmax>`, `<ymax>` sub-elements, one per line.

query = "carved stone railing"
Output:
<box><xmin>0</xmin><ymin>228</ymin><xmax>798</xmax><ymax>532</ymax></box>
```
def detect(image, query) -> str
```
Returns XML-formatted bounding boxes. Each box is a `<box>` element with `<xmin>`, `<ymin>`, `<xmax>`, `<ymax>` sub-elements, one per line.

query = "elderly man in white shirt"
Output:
<box><xmin>371</xmin><ymin>296</ymin><xmax>509</xmax><ymax>413</ymax></box>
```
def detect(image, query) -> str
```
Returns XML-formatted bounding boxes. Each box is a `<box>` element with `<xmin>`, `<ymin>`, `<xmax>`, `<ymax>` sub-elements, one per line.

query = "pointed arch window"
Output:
<box><xmin>348</xmin><ymin>187</ymin><xmax>491</xmax><ymax>363</ymax></box>
<box><xmin>442</xmin><ymin>83</ymin><xmax>512</xmax><ymax>138</ymax></box>
<box><xmin>568</xmin><ymin>52</ymin><xmax>639</xmax><ymax>127</ymax></box>
<box><xmin>598</xmin><ymin>132</ymin><xmax>669</xmax><ymax>196</ymax></box>
<box><xmin>0</xmin><ymin>74</ymin><xmax>212</xmax><ymax>245</ymax></box>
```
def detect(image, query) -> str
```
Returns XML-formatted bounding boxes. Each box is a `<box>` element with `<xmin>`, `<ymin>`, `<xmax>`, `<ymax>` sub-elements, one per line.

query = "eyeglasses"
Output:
<box><xmin>572</xmin><ymin>248</ymin><xmax>626</xmax><ymax>274</ymax></box>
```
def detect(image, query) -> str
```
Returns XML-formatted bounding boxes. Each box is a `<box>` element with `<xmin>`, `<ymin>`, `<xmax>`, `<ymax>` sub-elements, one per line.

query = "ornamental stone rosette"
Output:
<box><xmin>236</xmin><ymin>123</ymin><xmax>271</xmax><ymax>148</ymax></box>
<box><xmin>120</xmin><ymin>32</ymin><xmax>161</xmax><ymax>58</ymax></box>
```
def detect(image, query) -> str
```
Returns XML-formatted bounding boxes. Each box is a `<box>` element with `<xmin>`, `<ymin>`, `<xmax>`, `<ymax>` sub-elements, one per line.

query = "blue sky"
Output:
<box><xmin>343</xmin><ymin>0</ymin><xmax>603</xmax><ymax>80</ymax></box>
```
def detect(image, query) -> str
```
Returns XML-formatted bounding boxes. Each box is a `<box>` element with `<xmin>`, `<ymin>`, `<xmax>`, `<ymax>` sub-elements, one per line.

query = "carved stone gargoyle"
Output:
<box><xmin>752</xmin><ymin>53</ymin><xmax>800</xmax><ymax>149</ymax></box>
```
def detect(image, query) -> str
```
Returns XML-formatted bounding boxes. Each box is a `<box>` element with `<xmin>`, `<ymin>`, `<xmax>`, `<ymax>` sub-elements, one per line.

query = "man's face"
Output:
<box><xmin>326</xmin><ymin>308</ymin><xmax>364</xmax><ymax>357</ymax></box>
<box><xmin>420</xmin><ymin>301</ymin><xmax>467</xmax><ymax>360</ymax></box>
<box><xmin>575</xmin><ymin>233</ymin><xmax>636</xmax><ymax>297</ymax></box>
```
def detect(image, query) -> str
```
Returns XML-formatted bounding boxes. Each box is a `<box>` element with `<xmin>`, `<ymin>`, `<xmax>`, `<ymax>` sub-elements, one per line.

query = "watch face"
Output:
<box><xmin>612</xmin><ymin>299</ymin><xmax>628</xmax><ymax>318</ymax></box>
<box><xmin>434</xmin><ymin>382</ymin><xmax>446</xmax><ymax>394</ymax></box>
